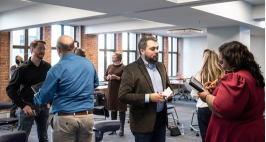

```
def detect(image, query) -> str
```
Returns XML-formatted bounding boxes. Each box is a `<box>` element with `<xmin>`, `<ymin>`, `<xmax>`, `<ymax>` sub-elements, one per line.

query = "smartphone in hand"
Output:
<box><xmin>24</xmin><ymin>110</ymin><xmax>36</xmax><ymax>117</ymax></box>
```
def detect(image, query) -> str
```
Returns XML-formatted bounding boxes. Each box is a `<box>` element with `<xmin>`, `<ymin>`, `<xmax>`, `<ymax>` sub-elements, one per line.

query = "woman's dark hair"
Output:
<box><xmin>218</xmin><ymin>41</ymin><xmax>264</xmax><ymax>88</ymax></box>
<box><xmin>75</xmin><ymin>48</ymin><xmax>86</xmax><ymax>57</ymax></box>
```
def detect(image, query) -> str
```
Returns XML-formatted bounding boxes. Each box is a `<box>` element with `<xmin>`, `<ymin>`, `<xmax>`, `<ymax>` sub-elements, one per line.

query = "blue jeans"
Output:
<box><xmin>18</xmin><ymin>104</ymin><xmax>49</xmax><ymax>142</ymax></box>
<box><xmin>132</xmin><ymin>111</ymin><xmax>166</xmax><ymax>142</ymax></box>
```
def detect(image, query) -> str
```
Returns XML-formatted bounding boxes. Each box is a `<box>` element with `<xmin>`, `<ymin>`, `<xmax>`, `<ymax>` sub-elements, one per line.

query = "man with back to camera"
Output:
<box><xmin>9</xmin><ymin>55</ymin><xmax>23</xmax><ymax>118</ymax></box>
<box><xmin>119</xmin><ymin>35</ymin><xmax>173</xmax><ymax>142</ymax></box>
<box><xmin>6</xmin><ymin>40</ymin><xmax>51</xmax><ymax>142</ymax></box>
<box><xmin>34</xmin><ymin>35</ymin><xmax>99</xmax><ymax>142</ymax></box>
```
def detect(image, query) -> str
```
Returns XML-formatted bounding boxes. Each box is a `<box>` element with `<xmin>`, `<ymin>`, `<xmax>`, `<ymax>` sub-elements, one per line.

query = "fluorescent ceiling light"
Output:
<box><xmin>166</xmin><ymin>0</ymin><xmax>201</xmax><ymax>4</ymax></box>
<box><xmin>167</xmin><ymin>28</ymin><xmax>203</xmax><ymax>35</ymax></box>
<box><xmin>21</xmin><ymin>0</ymin><xmax>32</xmax><ymax>2</ymax></box>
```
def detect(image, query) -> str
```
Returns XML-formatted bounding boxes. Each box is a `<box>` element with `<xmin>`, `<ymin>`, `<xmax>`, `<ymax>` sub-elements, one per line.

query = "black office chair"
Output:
<box><xmin>0</xmin><ymin>131</ymin><xmax>26</xmax><ymax>142</ymax></box>
<box><xmin>93</xmin><ymin>93</ymin><xmax>109</xmax><ymax>120</ymax></box>
<box><xmin>0</xmin><ymin>102</ymin><xmax>18</xmax><ymax>132</ymax></box>
<box><xmin>93</xmin><ymin>120</ymin><xmax>120</xmax><ymax>142</ymax></box>
<box><xmin>167</xmin><ymin>104</ymin><xmax>180</xmax><ymax>125</ymax></box>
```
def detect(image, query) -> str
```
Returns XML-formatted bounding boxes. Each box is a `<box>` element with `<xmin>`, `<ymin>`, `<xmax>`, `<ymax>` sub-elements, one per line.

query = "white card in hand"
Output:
<box><xmin>162</xmin><ymin>87</ymin><xmax>173</xmax><ymax>98</ymax></box>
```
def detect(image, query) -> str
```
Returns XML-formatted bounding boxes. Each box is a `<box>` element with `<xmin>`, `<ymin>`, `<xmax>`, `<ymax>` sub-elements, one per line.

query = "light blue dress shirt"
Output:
<box><xmin>34</xmin><ymin>53</ymin><xmax>99</xmax><ymax>113</ymax></box>
<box><xmin>142</xmin><ymin>58</ymin><xmax>164</xmax><ymax>112</ymax></box>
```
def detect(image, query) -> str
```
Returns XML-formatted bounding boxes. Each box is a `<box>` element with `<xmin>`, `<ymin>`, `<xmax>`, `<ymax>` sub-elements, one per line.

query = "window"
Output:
<box><xmin>51</xmin><ymin>25</ymin><xmax>75</xmax><ymax>66</ymax></box>
<box><xmin>12</xmin><ymin>28</ymin><xmax>41</xmax><ymax>65</ymax></box>
<box><xmin>122</xmin><ymin>33</ymin><xmax>137</xmax><ymax>65</ymax></box>
<box><xmin>98</xmin><ymin>34</ymin><xmax>116</xmax><ymax>81</ymax></box>
<box><xmin>168</xmin><ymin>37</ymin><xmax>178</xmax><ymax>76</ymax></box>
<box><xmin>152</xmin><ymin>35</ymin><xmax>164</xmax><ymax>62</ymax></box>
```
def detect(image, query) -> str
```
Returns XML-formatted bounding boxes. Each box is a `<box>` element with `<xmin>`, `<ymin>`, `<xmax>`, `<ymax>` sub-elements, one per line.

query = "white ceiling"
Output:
<box><xmin>0</xmin><ymin>0</ymin><xmax>264</xmax><ymax>37</ymax></box>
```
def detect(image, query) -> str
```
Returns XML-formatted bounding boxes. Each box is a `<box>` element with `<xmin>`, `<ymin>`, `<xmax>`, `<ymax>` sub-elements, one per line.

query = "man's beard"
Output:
<box><xmin>145</xmin><ymin>54</ymin><xmax>158</xmax><ymax>64</ymax></box>
<box><xmin>35</xmin><ymin>54</ymin><xmax>44</xmax><ymax>60</ymax></box>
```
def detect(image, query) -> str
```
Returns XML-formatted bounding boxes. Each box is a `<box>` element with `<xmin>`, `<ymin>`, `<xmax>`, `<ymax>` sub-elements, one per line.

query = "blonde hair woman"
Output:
<box><xmin>178</xmin><ymin>49</ymin><xmax>224</xmax><ymax>142</ymax></box>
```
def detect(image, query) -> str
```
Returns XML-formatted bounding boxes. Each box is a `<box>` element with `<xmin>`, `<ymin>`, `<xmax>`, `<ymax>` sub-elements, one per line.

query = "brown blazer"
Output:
<box><xmin>119</xmin><ymin>58</ymin><xmax>172</xmax><ymax>133</ymax></box>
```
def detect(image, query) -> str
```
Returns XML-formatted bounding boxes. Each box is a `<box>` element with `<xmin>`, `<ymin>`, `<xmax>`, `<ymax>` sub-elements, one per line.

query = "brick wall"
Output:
<box><xmin>43</xmin><ymin>26</ymin><xmax>51</xmax><ymax>64</ymax></box>
<box><xmin>163</xmin><ymin>37</ymin><xmax>169</xmax><ymax>74</ymax></box>
<box><xmin>0</xmin><ymin>32</ymin><xmax>11</xmax><ymax>102</ymax></box>
<box><xmin>80</xmin><ymin>26</ymin><xmax>98</xmax><ymax>73</ymax></box>
<box><xmin>116</xmin><ymin>33</ymin><xmax>122</xmax><ymax>52</ymax></box>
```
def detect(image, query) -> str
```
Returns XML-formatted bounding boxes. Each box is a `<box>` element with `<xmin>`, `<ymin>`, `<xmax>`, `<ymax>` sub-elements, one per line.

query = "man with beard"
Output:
<box><xmin>6</xmin><ymin>39</ymin><xmax>51</xmax><ymax>142</ymax></box>
<box><xmin>119</xmin><ymin>35</ymin><xmax>173</xmax><ymax>142</ymax></box>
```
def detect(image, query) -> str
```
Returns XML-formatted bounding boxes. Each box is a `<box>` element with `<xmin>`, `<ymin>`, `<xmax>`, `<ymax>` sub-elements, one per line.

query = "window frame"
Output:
<box><xmin>122</xmin><ymin>33</ymin><xmax>137</xmax><ymax>65</ymax></box>
<box><xmin>13</xmin><ymin>28</ymin><xmax>43</xmax><ymax>61</ymax></box>
<box><xmin>168</xmin><ymin>37</ymin><xmax>178</xmax><ymax>76</ymax></box>
<box><xmin>98</xmin><ymin>34</ymin><xmax>116</xmax><ymax>81</ymax></box>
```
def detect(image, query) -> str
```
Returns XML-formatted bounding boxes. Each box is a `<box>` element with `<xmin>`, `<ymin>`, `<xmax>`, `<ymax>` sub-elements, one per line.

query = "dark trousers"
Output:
<box><xmin>132</xmin><ymin>111</ymin><xmax>166</xmax><ymax>142</ymax></box>
<box><xmin>18</xmin><ymin>104</ymin><xmax>49</xmax><ymax>142</ymax></box>
<box><xmin>10</xmin><ymin>101</ymin><xmax>17</xmax><ymax>118</ymax></box>
<box><xmin>197</xmin><ymin>107</ymin><xmax>212</xmax><ymax>142</ymax></box>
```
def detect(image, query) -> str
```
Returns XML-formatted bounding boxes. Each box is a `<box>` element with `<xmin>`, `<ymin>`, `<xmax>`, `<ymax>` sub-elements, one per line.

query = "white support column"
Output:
<box><xmin>207</xmin><ymin>26</ymin><xmax>250</xmax><ymax>51</ymax></box>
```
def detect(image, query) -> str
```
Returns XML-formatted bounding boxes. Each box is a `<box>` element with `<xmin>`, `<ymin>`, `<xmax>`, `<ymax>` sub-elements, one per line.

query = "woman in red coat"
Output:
<box><xmin>199</xmin><ymin>41</ymin><xmax>265</xmax><ymax>142</ymax></box>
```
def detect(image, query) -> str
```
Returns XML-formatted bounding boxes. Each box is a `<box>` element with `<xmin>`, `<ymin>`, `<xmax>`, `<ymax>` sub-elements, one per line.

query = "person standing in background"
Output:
<box><xmin>105</xmin><ymin>52</ymin><xmax>126</xmax><ymax>136</ymax></box>
<box><xmin>10</xmin><ymin>55</ymin><xmax>23</xmax><ymax>77</ymax></box>
<box><xmin>6</xmin><ymin>39</ymin><xmax>51</xmax><ymax>142</ymax></box>
<box><xmin>34</xmin><ymin>35</ymin><xmax>99</xmax><ymax>142</ymax></box>
<box><xmin>177</xmin><ymin>49</ymin><xmax>224</xmax><ymax>142</ymax></box>
<box><xmin>199</xmin><ymin>41</ymin><xmax>265</xmax><ymax>142</ymax></box>
<box><xmin>9</xmin><ymin>55</ymin><xmax>23</xmax><ymax>118</ymax></box>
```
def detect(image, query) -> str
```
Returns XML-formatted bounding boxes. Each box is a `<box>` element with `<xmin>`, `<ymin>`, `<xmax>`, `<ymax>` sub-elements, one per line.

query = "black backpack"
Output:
<box><xmin>168</xmin><ymin>126</ymin><xmax>181</xmax><ymax>136</ymax></box>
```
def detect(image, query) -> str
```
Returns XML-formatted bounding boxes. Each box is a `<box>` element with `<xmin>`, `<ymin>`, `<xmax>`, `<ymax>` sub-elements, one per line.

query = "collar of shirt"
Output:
<box><xmin>141</xmin><ymin>57</ymin><xmax>156</xmax><ymax>70</ymax></box>
<box><xmin>60</xmin><ymin>53</ymin><xmax>75</xmax><ymax>61</ymax></box>
<box><xmin>27</xmin><ymin>57</ymin><xmax>44</xmax><ymax>67</ymax></box>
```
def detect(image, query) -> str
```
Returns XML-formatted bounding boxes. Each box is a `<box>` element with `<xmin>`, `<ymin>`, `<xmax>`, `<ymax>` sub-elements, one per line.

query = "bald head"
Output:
<box><xmin>56</xmin><ymin>35</ymin><xmax>74</xmax><ymax>52</ymax></box>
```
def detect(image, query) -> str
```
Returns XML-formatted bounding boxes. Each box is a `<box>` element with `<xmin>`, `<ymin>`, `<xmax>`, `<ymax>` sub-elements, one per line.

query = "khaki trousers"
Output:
<box><xmin>51</xmin><ymin>113</ymin><xmax>94</xmax><ymax>142</ymax></box>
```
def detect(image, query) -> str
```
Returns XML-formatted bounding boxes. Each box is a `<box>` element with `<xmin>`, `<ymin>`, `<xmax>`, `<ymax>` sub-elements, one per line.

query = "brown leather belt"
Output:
<box><xmin>57</xmin><ymin>110</ymin><xmax>92</xmax><ymax>116</ymax></box>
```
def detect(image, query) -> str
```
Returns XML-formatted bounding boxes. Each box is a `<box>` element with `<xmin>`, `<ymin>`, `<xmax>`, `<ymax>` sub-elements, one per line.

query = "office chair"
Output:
<box><xmin>93</xmin><ymin>93</ymin><xmax>109</xmax><ymax>120</ymax></box>
<box><xmin>190</xmin><ymin>109</ymin><xmax>200</xmax><ymax>136</ymax></box>
<box><xmin>167</xmin><ymin>104</ymin><xmax>180</xmax><ymax>125</ymax></box>
<box><xmin>0</xmin><ymin>131</ymin><xmax>26</xmax><ymax>142</ymax></box>
<box><xmin>0</xmin><ymin>102</ymin><xmax>18</xmax><ymax>132</ymax></box>
<box><xmin>93</xmin><ymin>120</ymin><xmax>120</xmax><ymax>142</ymax></box>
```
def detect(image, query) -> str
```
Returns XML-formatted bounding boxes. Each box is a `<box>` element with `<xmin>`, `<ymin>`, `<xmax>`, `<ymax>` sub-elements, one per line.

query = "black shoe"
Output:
<box><xmin>108</xmin><ymin>131</ymin><xmax>116</xmax><ymax>135</ymax></box>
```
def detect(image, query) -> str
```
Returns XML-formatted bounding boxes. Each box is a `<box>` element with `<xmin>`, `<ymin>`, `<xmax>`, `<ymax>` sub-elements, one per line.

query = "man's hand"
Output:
<box><xmin>150</xmin><ymin>93</ymin><xmax>167</xmax><ymax>103</ymax></box>
<box><xmin>46</xmin><ymin>103</ymin><xmax>51</xmax><ymax>109</ymax></box>
<box><xmin>23</xmin><ymin>105</ymin><xmax>33</xmax><ymax>115</ymax></box>
<box><xmin>166</xmin><ymin>92</ymin><xmax>173</xmax><ymax>100</ymax></box>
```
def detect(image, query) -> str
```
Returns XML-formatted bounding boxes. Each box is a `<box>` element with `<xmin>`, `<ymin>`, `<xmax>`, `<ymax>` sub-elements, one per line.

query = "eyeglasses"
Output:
<box><xmin>218</xmin><ymin>60</ymin><xmax>223</xmax><ymax>66</ymax></box>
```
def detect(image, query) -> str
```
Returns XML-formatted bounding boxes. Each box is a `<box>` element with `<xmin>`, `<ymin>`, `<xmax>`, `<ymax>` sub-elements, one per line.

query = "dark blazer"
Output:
<box><xmin>119</xmin><ymin>58</ymin><xmax>172</xmax><ymax>133</ymax></box>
